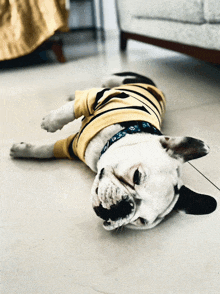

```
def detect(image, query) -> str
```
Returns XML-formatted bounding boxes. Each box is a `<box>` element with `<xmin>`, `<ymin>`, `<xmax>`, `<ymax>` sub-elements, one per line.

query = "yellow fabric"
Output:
<box><xmin>74</xmin><ymin>88</ymin><xmax>103</xmax><ymax>118</ymax></box>
<box><xmin>54</xmin><ymin>83</ymin><xmax>166</xmax><ymax>163</ymax></box>
<box><xmin>53</xmin><ymin>134</ymin><xmax>77</xmax><ymax>160</ymax></box>
<box><xmin>0</xmin><ymin>0</ymin><xmax>68</xmax><ymax>61</ymax></box>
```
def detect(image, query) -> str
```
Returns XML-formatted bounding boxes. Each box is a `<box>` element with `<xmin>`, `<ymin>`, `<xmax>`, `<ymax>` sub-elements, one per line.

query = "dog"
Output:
<box><xmin>10</xmin><ymin>72</ymin><xmax>217</xmax><ymax>230</ymax></box>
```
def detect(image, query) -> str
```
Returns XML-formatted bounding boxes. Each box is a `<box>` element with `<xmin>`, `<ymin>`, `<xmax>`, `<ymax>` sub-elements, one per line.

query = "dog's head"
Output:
<box><xmin>91</xmin><ymin>134</ymin><xmax>217</xmax><ymax>230</ymax></box>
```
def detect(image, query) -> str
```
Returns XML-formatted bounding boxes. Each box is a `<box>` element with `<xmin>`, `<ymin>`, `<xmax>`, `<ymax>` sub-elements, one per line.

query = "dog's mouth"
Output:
<box><xmin>93</xmin><ymin>195</ymin><xmax>136</xmax><ymax>231</ymax></box>
<box><xmin>93</xmin><ymin>186</ymin><xmax>181</xmax><ymax>231</ymax></box>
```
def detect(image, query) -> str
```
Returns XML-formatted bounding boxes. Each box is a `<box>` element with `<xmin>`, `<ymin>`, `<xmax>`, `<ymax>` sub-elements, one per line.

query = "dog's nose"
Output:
<box><xmin>93</xmin><ymin>196</ymin><xmax>135</xmax><ymax>222</ymax></box>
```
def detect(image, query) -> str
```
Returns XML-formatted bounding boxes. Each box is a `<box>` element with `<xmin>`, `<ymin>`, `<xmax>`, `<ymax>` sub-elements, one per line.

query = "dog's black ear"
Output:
<box><xmin>160</xmin><ymin>136</ymin><xmax>209</xmax><ymax>162</ymax></box>
<box><xmin>174</xmin><ymin>185</ymin><xmax>217</xmax><ymax>215</ymax></box>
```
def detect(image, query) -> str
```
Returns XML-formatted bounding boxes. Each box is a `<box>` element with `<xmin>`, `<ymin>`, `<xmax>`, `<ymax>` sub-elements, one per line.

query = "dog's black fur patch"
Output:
<box><xmin>114</xmin><ymin>72</ymin><xmax>156</xmax><ymax>87</ymax></box>
<box><xmin>93</xmin><ymin>198</ymin><xmax>134</xmax><ymax>221</ymax></box>
<box><xmin>174</xmin><ymin>185</ymin><xmax>217</xmax><ymax>215</ymax></box>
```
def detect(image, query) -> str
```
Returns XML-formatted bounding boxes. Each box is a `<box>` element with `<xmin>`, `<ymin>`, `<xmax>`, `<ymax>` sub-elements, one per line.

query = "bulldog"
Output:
<box><xmin>10</xmin><ymin>72</ymin><xmax>217</xmax><ymax>230</ymax></box>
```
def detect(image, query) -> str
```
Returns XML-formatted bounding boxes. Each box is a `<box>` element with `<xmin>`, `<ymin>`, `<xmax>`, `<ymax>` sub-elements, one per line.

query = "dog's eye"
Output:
<box><xmin>139</xmin><ymin>217</ymin><xmax>147</xmax><ymax>225</ymax></box>
<box><xmin>133</xmin><ymin>169</ymin><xmax>141</xmax><ymax>185</ymax></box>
<box><xmin>133</xmin><ymin>217</ymin><xmax>148</xmax><ymax>226</ymax></box>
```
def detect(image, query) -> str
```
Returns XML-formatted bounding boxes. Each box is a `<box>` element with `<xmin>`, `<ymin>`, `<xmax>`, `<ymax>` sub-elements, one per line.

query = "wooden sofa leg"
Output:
<box><xmin>51</xmin><ymin>41</ymin><xmax>66</xmax><ymax>63</ymax></box>
<box><xmin>120</xmin><ymin>31</ymin><xmax>128</xmax><ymax>51</ymax></box>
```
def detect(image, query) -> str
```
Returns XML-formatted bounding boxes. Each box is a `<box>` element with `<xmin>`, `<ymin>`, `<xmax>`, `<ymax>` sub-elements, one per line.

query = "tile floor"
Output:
<box><xmin>1</xmin><ymin>36</ymin><xmax>220</xmax><ymax>294</ymax></box>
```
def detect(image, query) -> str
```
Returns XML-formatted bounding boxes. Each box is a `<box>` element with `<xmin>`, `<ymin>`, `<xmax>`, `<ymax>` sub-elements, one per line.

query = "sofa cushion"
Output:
<box><xmin>130</xmin><ymin>0</ymin><xmax>205</xmax><ymax>24</ymax></box>
<box><xmin>204</xmin><ymin>0</ymin><xmax>220</xmax><ymax>23</ymax></box>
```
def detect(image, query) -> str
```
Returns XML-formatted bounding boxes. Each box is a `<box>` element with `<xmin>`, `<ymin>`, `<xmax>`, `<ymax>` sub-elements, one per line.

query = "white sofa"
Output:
<box><xmin>116</xmin><ymin>0</ymin><xmax>220</xmax><ymax>63</ymax></box>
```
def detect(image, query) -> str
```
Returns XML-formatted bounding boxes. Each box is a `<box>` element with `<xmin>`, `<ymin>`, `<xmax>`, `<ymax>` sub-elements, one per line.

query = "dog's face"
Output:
<box><xmin>92</xmin><ymin>134</ymin><xmax>217</xmax><ymax>230</ymax></box>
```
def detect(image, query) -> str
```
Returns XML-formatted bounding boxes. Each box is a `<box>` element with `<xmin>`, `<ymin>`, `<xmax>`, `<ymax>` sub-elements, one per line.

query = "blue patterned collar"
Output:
<box><xmin>100</xmin><ymin>121</ymin><xmax>162</xmax><ymax>158</ymax></box>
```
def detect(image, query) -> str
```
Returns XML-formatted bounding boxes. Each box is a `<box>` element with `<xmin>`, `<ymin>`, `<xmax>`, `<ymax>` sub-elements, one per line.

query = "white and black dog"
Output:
<box><xmin>10</xmin><ymin>72</ymin><xmax>217</xmax><ymax>230</ymax></box>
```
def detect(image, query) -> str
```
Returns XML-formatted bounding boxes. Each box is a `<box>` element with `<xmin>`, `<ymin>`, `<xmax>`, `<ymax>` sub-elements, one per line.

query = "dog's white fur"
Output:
<box><xmin>10</xmin><ymin>74</ymin><xmax>212</xmax><ymax>231</ymax></box>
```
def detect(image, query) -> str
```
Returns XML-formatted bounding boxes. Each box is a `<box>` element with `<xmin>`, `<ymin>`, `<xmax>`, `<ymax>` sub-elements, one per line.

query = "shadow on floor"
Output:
<box><xmin>0</xmin><ymin>31</ymin><xmax>102</xmax><ymax>71</ymax></box>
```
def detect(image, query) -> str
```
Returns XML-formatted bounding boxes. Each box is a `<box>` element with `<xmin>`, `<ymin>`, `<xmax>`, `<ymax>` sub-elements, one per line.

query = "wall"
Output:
<box><xmin>100</xmin><ymin>0</ymin><xmax>118</xmax><ymax>31</ymax></box>
<box><xmin>68</xmin><ymin>0</ymin><xmax>119</xmax><ymax>34</ymax></box>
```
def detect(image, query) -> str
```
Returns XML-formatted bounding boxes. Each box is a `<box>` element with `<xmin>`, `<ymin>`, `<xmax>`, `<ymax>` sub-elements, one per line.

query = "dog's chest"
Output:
<box><xmin>84</xmin><ymin>124</ymin><xmax>123</xmax><ymax>172</ymax></box>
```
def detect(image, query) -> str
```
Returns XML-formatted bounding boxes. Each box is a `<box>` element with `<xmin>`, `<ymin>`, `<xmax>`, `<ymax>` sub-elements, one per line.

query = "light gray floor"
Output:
<box><xmin>1</xmin><ymin>36</ymin><xmax>220</xmax><ymax>294</ymax></box>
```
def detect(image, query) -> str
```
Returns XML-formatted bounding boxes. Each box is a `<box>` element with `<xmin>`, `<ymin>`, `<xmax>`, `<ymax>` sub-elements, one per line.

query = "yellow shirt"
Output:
<box><xmin>53</xmin><ymin>83</ymin><xmax>166</xmax><ymax>163</ymax></box>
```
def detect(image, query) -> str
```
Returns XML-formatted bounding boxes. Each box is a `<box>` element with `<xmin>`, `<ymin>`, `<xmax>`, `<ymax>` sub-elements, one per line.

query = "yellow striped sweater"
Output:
<box><xmin>53</xmin><ymin>83</ymin><xmax>166</xmax><ymax>163</ymax></box>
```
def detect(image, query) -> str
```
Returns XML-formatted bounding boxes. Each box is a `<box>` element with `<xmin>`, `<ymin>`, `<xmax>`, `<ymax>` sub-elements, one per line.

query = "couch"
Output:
<box><xmin>116</xmin><ymin>0</ymin><xmax>220</xmax><ymax>64</ymax></box>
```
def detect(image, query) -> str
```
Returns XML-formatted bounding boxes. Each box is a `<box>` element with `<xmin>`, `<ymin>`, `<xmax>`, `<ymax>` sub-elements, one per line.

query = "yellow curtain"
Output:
<box><xmin>0</xmin><ymin>0</ymin><xmax>69</xmax><ymax>61</ymax></box>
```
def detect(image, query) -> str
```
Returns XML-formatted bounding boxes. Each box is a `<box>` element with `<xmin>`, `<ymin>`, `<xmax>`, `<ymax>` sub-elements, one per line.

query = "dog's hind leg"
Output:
<box><xmin>102</xmin><ymin>72</ymin><xmax>156</xmax><ymax>88</ymax></box>
<box><xmin>10</xmin><ymin>142</ymin><xmax>55</xmax><ymax>159</ymax></box>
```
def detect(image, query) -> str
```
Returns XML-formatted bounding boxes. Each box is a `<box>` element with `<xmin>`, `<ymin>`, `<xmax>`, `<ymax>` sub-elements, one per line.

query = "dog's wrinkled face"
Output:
<box><xmin>91</xmin><ymin>134</ymin><xmax>216</xmax><ymax>230</ymax></box>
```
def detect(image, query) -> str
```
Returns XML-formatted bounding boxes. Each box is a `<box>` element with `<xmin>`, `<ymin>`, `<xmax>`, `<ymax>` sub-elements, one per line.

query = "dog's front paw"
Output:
<box><xmin>41</xmin><ymin>110</ymin><xmax>65</xmax><ymax>133</ymax></box>
<box><xmin>10</xmin><ymin>142</ymin><xmax>33</xmax><ymax>158</ymax></box>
